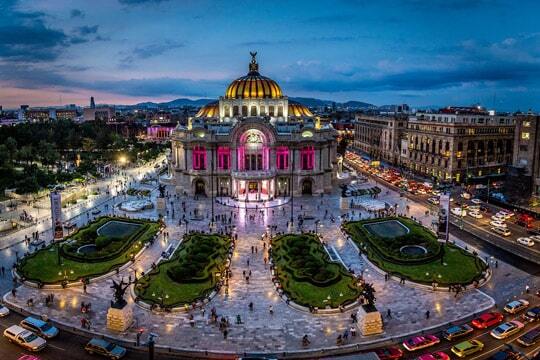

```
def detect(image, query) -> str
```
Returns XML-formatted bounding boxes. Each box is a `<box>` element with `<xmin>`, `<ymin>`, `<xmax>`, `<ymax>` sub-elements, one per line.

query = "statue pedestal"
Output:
<box><xmin>357</xmin><ymin>307</ymin><xmax>383</xmax><ymax>336</ymax></box>
<box><xmin>106</xmin><ymin>303</ymin><xmax>133</xmax><ymax>332</ymax></box>
<box><xmin>287</xmin><ymin>222</ymin><xmax>295</xmax><ymax>233</ymax></box>
<box><xmin>209</xmin><ymin>221</ymin><xmax>217</xmax><ymax>233</ymax></box>
<box><xmin>340</xmin><ymin>197</ymin><xmax>349</xmax><ymax>210</ymax></box>
<box><xmin>156</xmin><ymin>197</ymin><xmax>166</xmax><ymax>212</ymax></box>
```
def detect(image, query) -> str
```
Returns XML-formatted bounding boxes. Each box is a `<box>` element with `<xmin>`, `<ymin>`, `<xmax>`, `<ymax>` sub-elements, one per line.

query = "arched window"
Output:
<box><xmin>192</xmin><ymin>145</ymin><xmax>206</xmax><ymax>170</ymax></box>
<box><xmin>301</xmin><ymin>146</ymin><xmax>315</xmax><ymax>170</ymax></box>
<box><xmin>241</xmin><ymin>106</ymin><xmax>248</xmax><ymax>117</ymax></box>
<box><xmin>217</xmin><ymin>146</ymin><xmax>230</xmax><ymax>170</ymax></box>
<box><xmin>269</xmin><ymin>106</ymin><xmax>275</xmax><ymax>116</ymax></box>
<box><xmin>260</xmin><ymin>105</ymin><xmax>266</xmax><ymax>116</ymax></box>
<box><xmin>250</xmin><ymin>106</ymin><xmax>257</xmax><ymax>116</ymax></box>
<box><xmin>233</xmin><ymin>106</ymin><xmax>239</xmax><ymax>116</ymax></box>
<box><xmin>277</xmin><ymin>106</ymin><xmax>283</xmax><ymax>117</ymax></box>
<box><xmin>224</xmin><ymin>105</ymin><xmax>230</xmax><ymax>117</ymax></box>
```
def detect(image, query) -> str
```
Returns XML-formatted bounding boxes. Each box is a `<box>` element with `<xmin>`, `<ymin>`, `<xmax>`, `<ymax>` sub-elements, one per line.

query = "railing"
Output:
<box><xmin>231</xmin><ymin>169</ymin><xmax>276</xmax><ymax>179</ymax></box>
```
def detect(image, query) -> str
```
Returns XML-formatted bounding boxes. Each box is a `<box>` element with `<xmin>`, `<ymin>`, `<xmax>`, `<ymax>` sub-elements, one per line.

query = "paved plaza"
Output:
<box><xmin>2</xmin><ymin>177</ymin><xmax>510</xmax><ymax>355</ymax></box>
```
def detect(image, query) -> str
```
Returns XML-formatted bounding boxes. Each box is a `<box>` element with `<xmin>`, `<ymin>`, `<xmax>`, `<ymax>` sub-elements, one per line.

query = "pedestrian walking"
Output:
<box><xmin>387</xmin><ymin>309</ymin><xmax>392</xmax><ymax>319</ymax></box>
<box><xmin>425</xmin><ymin>310</ymin><xmax>430</xmax><ymax>319</ymax></box>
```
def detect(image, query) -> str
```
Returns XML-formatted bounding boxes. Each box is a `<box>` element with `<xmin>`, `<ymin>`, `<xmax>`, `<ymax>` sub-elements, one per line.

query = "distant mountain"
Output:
<box><xmin>121</xmin><ymin>97</ymin><xmax>376</xmax><ymax>110</ymax></box>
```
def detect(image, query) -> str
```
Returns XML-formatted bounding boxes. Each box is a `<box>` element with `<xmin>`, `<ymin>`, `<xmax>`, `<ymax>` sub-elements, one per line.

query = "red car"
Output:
<box><xmin>471</xmin><ymin>312</ymin><xmax>504</xmax><ymax>329</ymax></box>
<box><xmin>402</xmin><ymin>335</ymin><xmax>440</xmax><ymax>351</ymax></box>
<box><xmin>415</xmin><ymin>352</ymin><xmax>450</xmax><ymax>360</ymax></box>
<box><xmin>376</xmin><ymin>346</ymin><xmax>404</xmax><ymax>360</ymax></box>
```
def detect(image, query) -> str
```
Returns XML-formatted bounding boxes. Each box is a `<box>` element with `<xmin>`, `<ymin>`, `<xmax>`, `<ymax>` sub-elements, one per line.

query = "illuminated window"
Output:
<box><xmin>276</xmin><ymin>146</ymin><xmax>289</xmax><ymax>170</ymax></box>
<box><xmin>523</xmin><ymin>121</ymin><xmax>531</xmax><ymax>127</ymax></box>
<box><xmin>217</xmin><ymin>146</ymin><xmax>230</xmax><ymax>170</ymax></box>
<box><xmin>300</xmin><ymin>146</ymin><xmax>315</xmax><ymax>170</ymax></box>
<box><xmin>522</xmin><ymin>132</ymin><xmax>530</xmax><ymax>140</ymax></box>
<box><xmin>192</xmin><ymin>146</ymin><xmax>206</xmax><ymax>170</ymax></box>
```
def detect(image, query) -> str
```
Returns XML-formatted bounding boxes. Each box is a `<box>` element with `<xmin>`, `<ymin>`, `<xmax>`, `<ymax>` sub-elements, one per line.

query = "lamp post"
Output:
<box><xmin>314</xmin><ymin>219</ymin><xmax>320</xmax><ymax>235</ymax></box>
<box><xmin>289</xmin><ymin>147</ymin><xmax>295</xmax><ymax>232</ymax></box>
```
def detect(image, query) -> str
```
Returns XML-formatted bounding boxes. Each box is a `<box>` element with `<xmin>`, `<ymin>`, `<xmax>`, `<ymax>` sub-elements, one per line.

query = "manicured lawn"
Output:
<box><xmin>271</xmin><ymin>233</ymin><xmax>360</xmax><ymax>308</ymax></box>
<box><xmin>97</xmin><ymin>220</ymin><xmax>142</xmax><ymax>238</ymax></box>
<box><xmin>344</xmin><ymin>217</ymin><xmax>486</xmax><ymax>285</ymax></box>
<box><xmin>363</xmin><ymin>219</ymin><xmax>409</xmax><ymax>238</ymax></box>
<box><xmin>135</xmin><ymin>233</ymin><xmax>231</xmax><ymax>307</ymax></box>
<box><xmin>18</xmin><ymin>217</ymin><xmax>159</xmax><ymax>284</ymax></box>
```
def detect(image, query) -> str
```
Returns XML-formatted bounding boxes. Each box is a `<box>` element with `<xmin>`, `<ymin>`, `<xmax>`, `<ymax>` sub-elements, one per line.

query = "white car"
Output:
<box><xmin>529</xmin><ymin>235</ymin><xmax>540</xmax><ymax>242</ymax></box>
<box><xmin>428</xmin><ymin>197</ymin><xmax>440</xmax><ymax>205</ymax></box>
<box><xmin>490</xmin><ymin>320</ymin><xmax>525</xmax><ymax>339</ymax></box>
<box><xmin>490</xmin><ymin>220</ymin><xmax>507</xmax><ymax>228</ymax></box>
<box><xmin>491</xmin><ymin>215</ymin><xmax>506</xmax><ymax>222</ymax></box>
<box><xmin>3</xmin><ymin>325</ymin><xmax>47</xmax><ymax>352</ymax></box>
<box><xmin>469</xmin><ymin>212</ymin><xmax>483</xmax><ymax>219</ymax></box>
<box><xmin>497</xmin><ymin>211</ymin><xmax>514</xmax><ymax>219</ymax></box>
<box><xmin>504</xmin><ymin>299</ymin><xmax>530</xmax><ymax>314</ymax></box>
<box><xmin>0</xmin><ymin>303</ymin><xmax>9</xmax><ymax>317</ymax></box>
<box><xmin>471</xmin><ymin>199</ymin><xmax>482</xmax><ymax>204</ymax></box>
<box><xmin>491</xmin><ymin>227</ymin><xmax>511</xmax><ymax>237</ymax></box>
<box><xmin>517</xmin><ymin>237</ymin><xmax>535</xmax><ymax>247</ymax></box>
<box><xmin>451</xmin><ymin>208</ymin><xmax>467</xmax><ymax>217</ymax></box>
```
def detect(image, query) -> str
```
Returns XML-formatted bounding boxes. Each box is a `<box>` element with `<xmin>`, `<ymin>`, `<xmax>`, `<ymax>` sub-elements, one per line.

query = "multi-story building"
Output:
<box><xmin>83</xmin><ymin>106</ymin><xmax>115</xmax><ymax>122</ymax></box>
<box><xmin>353</xmin><ymin>114</ymin><xmax>408</xmax><ymax>165</ymax></box>
<box><xmin>171</xmin><ymin>53</ymin><xmax>338</xmax><ymax>198</ymax></box>
<box><xmin>404</xmin><ymin>106</ymin><xmax>514</xmax><ymax>184</ymax></box>
<box><xmin>25</xmin><ymin>108</ymin><xmax>50</xmax><ymax>122</ymax></box>
<box><xmin>512</xmin><ymin>112</ymin><xmax>540</xmax><ymax>196</ymax></box>
<box><xmin>54</xmin><ymin>109</ymin><xmax>77</xmax><ymax>120</ymax></box>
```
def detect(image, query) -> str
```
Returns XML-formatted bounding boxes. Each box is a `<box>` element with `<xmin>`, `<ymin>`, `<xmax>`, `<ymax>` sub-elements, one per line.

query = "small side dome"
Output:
<box><xmin>195</xmin><ymin>101</ymin><xmax>219</xmax><ymax>118</ymax></box>
<box><xmin>288</xmin><ymin>101</ymin><xmax>313</xmax><ymax>117</ymax></box>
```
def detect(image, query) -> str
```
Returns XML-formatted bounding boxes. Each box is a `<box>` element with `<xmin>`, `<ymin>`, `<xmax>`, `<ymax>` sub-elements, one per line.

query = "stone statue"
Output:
<box><xmin>158</xmin><ymin>184</ymin><xmax>166</xmax><ymax>198</ymax></box>
<box><xmin>110</xmin><ymin>278</ymin><xmax>129</xmax><ymax>309</ymax></box>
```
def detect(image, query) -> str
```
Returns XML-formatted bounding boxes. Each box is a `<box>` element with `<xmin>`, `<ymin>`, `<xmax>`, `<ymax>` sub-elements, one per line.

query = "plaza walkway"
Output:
<box><xmin>3</xmin><ymin>184</ymin><xmax>500</xmax><ymax>354</ymax></box>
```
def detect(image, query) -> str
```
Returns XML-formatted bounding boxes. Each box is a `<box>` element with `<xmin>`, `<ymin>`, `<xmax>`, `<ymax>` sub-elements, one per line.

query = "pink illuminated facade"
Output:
<box><xmin>171</xmin><ymin>54</ymin><xmax>338</xmax><ymax>199</ymax></box>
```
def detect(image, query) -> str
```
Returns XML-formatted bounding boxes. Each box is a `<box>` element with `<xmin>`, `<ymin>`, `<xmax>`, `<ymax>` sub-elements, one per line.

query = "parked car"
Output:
<box><xmin>517</xmin><ymin>328</ymin><xmax>540</xmax><ymax>347</ymax></box>
<box><xmin>451</xmin><ymin>340</ymin><xmax>484</xmax><ymax>358</ymax></box>
<box><xmin>461</xmin><ymin>192</ymin><xmax>472</xmax><ymax>200</ymax></box>
<box><xmin>17</xmin><ymin>355</ymin><xmax>41</xmax><ymax>360</ymax></box>
<box><xmin>490</xmin><ymin>320</ymin><xmax>524</xmax><ymax>339</ymax></box>
<box><xmin>529</xmin><ymin>235</ymin><xmax>540</xmax><ymax>242</ymax></box>
<box><xmin>0</xmin><ymin>303</ymin><xmax>10</xmax><ymax>317</ymax></box>
<box><xmin>375</xmin><ymin>346</ymin><xmax>404</xmax><ymax>360</ymax></box>
<box><xmin>415</xmin><ymin>351</ymin><xmax>450</xmax><ymax>360</ymax></box>
<box><xmin>471</xmin><ymin>312</ymin><xmax>504</xmax><ymax>329</ymax></box>
<box><xmin>3</xmin><ymin>325</ymin><xmax>47</xmax><ymax>352</ymax></box>
<box><xmin>428</xmin><ymin>197</ymin><xmax>440</xmax><ymax>205</ymax></box>
<box><xmin>504</xmin><ymin>299</ymin><xmax>529</xmax><ymax>314</ymax></box>
<box><xmin>443</xmin><ymin>324</ymin><xmax>474</xmax><ymax>341</ymax></box>
<box><xmin>471</xmin><ymin>198</ymin><xmax>482</xmax><ymax>204</ymax></box>
<box><xmin>491</xmin><ymin>227</ymin><xmax>512</xmax><ymax>237</ymax></box>
<box><xmin>20</xmin><ymin>317</ymin><xmax>59</xmax><ymax>339</ymax></box>
<box><xmin>402</xmin><ymin>335</ymin><xmax>440</xmax><ymax>351</ymax></box>
<box><xmin>91</xmin><ymin>209</ymin><xmax>102</xmax><ymax>215</ymax></box>
<box><xmin>491</xmin><ymin>214</ymin><xmax>506</xmax><ymax>222</ymax></box>
<box><xmin>488</xmin><ymin>348</ymin><xmax>522</xmax><ymax>360</ymax></box>
<box><xmin>490</xmin><ymin>220</ymin><xmax>507</xmax><ymax>228</ymax></box>
<box><xmin>522</xmin><ymin>306</ymin><xmax>540</xmax><ymax>322</ymax></box>
<box><xmin>85</xmin><ymin>338</ymin><xmax>126</xmax><ymax>359</ymax></box>
<box><xmin>517</xmin><ymin>237</ymin><xmax>535</xmax><ymax>247</ymax></box>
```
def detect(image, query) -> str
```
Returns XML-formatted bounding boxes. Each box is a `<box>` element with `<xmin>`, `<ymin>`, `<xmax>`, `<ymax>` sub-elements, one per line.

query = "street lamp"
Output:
<box><xmin>314</xmin><ymin>219</ymin><xmax>320</xmax><ymax>235</ymax></box>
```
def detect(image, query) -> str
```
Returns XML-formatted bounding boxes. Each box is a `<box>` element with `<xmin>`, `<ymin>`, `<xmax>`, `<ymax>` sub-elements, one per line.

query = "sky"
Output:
<box><xmin>0</xmin><ymin>0</ymin><xmax>539</xmax><ymax>111</ymax></box>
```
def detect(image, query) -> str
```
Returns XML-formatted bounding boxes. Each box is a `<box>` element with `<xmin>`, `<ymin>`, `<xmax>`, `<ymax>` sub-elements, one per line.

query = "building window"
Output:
<box><xmin>250</xmin><ymin>106</ymin><xmax>257</xmax><ymax>116</ymax></box>
<box><xmin>519</xmin><ymin>145</ymin><xmax>529</xmax><ymax>152</ymax></box>
<box><xmin>522</xmin><ymin>132</ymin><xmax>530</xmax><ymax>140</ymax></box>
<box><xmin>217</xmin><ymin>146</ymin><xmax>230</xmax><ymax>170</ymax></box>
<box><xmin>233</xmin><ymin>106</ymin><xmax>239</xmax><ymax>116</ymax></box>
<box><xmin>269</xmin><ymin>106</ymin><xmax>275</xmax><ymax>116</ymax></box>
<box><xmin>276</xmin><ymin>146</ymin><xmax>289</xmax><ymax>170</ymax></box>
<box><xmin>192</xmin><ymin>146</ymin><xmax>206</xmax><ymax>170</ymax></box>
<box><xmin>277</xmin><ymin>106</ymin><xmax>283</xmax><ymax>117</ymax></box>
<box><xmin>523</xmin><ymin>121</ymin><xmax>531</xmax><ymax>127</ymax></box>
<box><xmin>301</xmin><ymin>146</ymin><xmax>315</xmax><ymax>170</ymax></box>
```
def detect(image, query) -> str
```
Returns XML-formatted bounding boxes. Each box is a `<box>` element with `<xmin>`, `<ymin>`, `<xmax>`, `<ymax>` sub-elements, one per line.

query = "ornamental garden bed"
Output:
<box><xmin>134</xmin><ymin>233</ymin><xmax>232</xmax><ymax>308</ymax></box>
<box><xmin>17</xmin><ymin>216</ymin><xmax>160</xmax><ymax>284</ymax></box>
<box><xmin>271</xmin><ymin>233</ymin><xmax>360</xmax><ymax>308</ymax></box>
<box><xmin>343</xmin><ymin>217</ymin><xmax>487</xmax><ymax>285</ymax></box>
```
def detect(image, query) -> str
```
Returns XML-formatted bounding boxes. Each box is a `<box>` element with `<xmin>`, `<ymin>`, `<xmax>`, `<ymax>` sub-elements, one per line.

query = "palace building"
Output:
<box><xmin>171</xmin><ymin>53</ymin><xmax>338</xmax><ymax>200</ymax></box>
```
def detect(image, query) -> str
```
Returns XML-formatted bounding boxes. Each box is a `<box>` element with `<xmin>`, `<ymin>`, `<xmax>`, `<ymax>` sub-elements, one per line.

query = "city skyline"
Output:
<box><xmin>1</xmin><ymin>0</ymin><xmax>540</xmax><ymax>111</ymax></box>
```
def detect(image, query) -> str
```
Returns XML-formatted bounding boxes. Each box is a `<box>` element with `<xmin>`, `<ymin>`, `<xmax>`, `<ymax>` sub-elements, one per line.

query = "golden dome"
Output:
<box><xmin>225</xmin><ymin>52</ymin><xmax>283</xmax><ymax>99</ymax></box>
<box><xmin>288</xmin><ymin>101</ymin><xmax>313</xmax><ymax>117</ymax></box>
<box><xmin>196</xmin><ymin>101</ymin><xmax>219</xmax><ymax>118</ymax></box>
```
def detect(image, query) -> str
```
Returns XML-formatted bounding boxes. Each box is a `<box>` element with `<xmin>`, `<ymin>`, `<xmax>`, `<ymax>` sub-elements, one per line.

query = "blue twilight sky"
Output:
<box><xmin>1</xmin><ymin>0</ymin><xmax>539</xmax><ymax>111</ymax></box>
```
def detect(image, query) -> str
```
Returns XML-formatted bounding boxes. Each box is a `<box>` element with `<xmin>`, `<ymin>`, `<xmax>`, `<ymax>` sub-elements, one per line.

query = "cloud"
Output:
<box><xmin>70</xmin><ymin>9</ymin><xmax>85</xmax><ymax>18</ymax></box>
<box><xmin>0</xmin><ymin>23</ymin><xmax>68</xmax><ymax>62</ymax></box>
<box><xmin>119</xmin><ymin>40</ymin><xmax>184</xmax><ymax>65</ymax></box>
<box><xmin>239</xmin><ymin>36</ymin><xmax>358</xmax><ymax>47</ymax></box>
<box><xmin>77</xmin><ymin>25</ymin><xmax>99</xmax><ymax>36</ymax></box>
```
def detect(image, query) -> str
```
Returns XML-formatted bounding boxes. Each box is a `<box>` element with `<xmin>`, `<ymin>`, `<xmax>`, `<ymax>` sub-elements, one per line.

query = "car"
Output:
<box><xmin>461</xmin><ymin>193</ymin><xmax>472</xmax><ymax>200</ymax></box>
<box><xmin>428</xmin><ymin>197</ymin><xmax>440</xmax><ymax>205</ymax></box>
<box><xmin>451</xmin><ymin>340</ymin><xmax>484</xmax><ymax>358</ymax></box>
<box><xmin>522</xmin><ymin>306</ymin><xmax>540</xmax><ymax>322</ymax></box>
<box><xmin>490</xmin><ymin>220</ymin><xmax>507</xmax><ymax>228</ymax></box>
<box><xmin>488</xmin><ymin>347</ymin><xmax>523</xmax><ymax>360</ymax></box>
<box><xmin>468</xmin><ymin>204</ymin><xmax>481</xmax><ymax>211</ymax></box>
<box><xmin>471</xmin><ymin>199</ymin><xmax>482</xmax><ymax>204</ymax></box>
<box><xmin>517</xmin><ymin>237</ymin><xmax>535</xmax><ymax>247</ymax></box>
<box><xmin>499</xmin><ymin>210</ymin><xmax>515</xmax><ymax>218</ymax></box>
<box><xmin>490</xmin><ymin>320</ymin><xmax>524</xmax><ymax>339</ymax></box>
<box><xmin>471</xmin><ymin>312</ymin><xmax>504</xmax><ymax>329</ymax></box>
<box><xmin>3</xmin><ymin>325</ymin><xmax>47</xmax><ymax>352</ymax></box>
<box><xmin>451</xmin><ymin>208</ymin><xmax>467</xmax><ymax>217</ymax></box>
<box><xmin>517</xmin><ymin>328</ymin><xmax>540</xmax><ymax>347</ymax></box>
<box><xmin>504</xmin><ymin>299</ymin><xmax>529</xmax><ymax>314</ymax></box>
<box><xmin>492</xmin><ymin>214</ymin><xmax>506</xmax><ymax>222</ymax></box>
<box><xmin>20</xmin><ymin>317</ymin><xmax>59</xmax><ymax>339</ymax></box>
<box><xmin>443</xmin><ymin>324</ymin><xmax>474</xmax><ymax>341</ymax></box>
<box><xmin>455</xmin><ymin>202</ymin><xmax>469</xmax><ymax>209</ymax></box>
<box><xmin>91</xmin><ymin>209</ymin><xmax>102</xmax><ymax>215</ymax></box>
<box><xmin>85</xmin><ymin>338</ymin><xmax>127</xmax><ymax>359</ymax></box>
<box><xmin>375</xmin><ymin>346</ymin><xmax>404</xmax><ymax>360</ymax></box>
<box><xmin>415</xmin><ymin>352</ymin><xmax>450</xmax><ymax>360</ymax></box>
<box><xmin>0</xmin><ymin>303</ymin><xmax>10</xmax><ymax>317</ymax></box>
<box><xmin>529</xmin><ymin>235</ymin><xmax>540</xmax><ymax>242</ymax></box>
<box><xmin>468</xmin><ymin>211</ymin><xmax>483</xmax><ymax>219</ymax></box>
<box><xmin>17</xmin><ymin>356</ymin><xmax>41</xmax><ymax>360</ymax></box>
<box><xmin>402</xmin><ymin>335</ymin><xmax>440</xmax><ymax>351</ymax></box>
<box><xmin>491</xmin><ymin>227</ymin><xmax>512</xmax><ymax>237</ymax></box>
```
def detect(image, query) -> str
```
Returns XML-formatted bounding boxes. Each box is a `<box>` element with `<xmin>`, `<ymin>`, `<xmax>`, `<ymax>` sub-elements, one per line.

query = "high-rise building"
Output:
<box><xmin>90</xmin><ymin>96</ymin><xmax>96</xmax><ymax>109</ymax></box>
<box><xmin>512</xmin><ymin>112</ymin><xmax>540</xmax><ymax>196</ymax></box>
